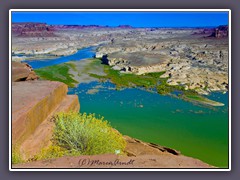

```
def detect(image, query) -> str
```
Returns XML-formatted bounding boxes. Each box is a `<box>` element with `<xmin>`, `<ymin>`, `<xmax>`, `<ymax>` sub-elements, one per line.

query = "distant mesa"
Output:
<box><xmin>50</xmin><ymin>24</ymin><xmax>133</xmax><ymax>30</ymax></box>
<box><xmin>12</xmin><ymin>22</ymin><xmax>56</xmax><ymax>37</ymax></box>
<box><xmin>12</xmin><ymin>22</ymin><xmax>228</xmax><ymax>39</ymax></box>
<box><xmin>117</xmin><ymin>25</ymin><xmax>133</xmax><ymax>28</ymax></box>
<box><xmin>51</xmin><ymin>24</ymin><xmax>108</xmax><ymax>30</ymax></box>
<box><xmin>192</xmin><ymin>28</ymin><xmax>215</xmax><ymax>35</ymax></box>
<box><xmin>209</xmin><ymin>25</ymin><xmax>228</xmax><ymax>38</ymax></box>
<box><xmin>192</xmin><ymin>25</ymin><xmax>228</xmax><ymax>38</ymax></box>
<box><xmin>12</xmin><ymin>23</ymin><xmax>111</xmax><ymax>35</ymax></box>
<box><xmin>12</xmin><ymin>22</ymin><xmax>135</xmax><ymax>37</ymax></box>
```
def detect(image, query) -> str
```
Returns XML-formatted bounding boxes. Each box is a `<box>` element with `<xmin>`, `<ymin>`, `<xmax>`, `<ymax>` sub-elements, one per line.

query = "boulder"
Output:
<box><xmin>12</xmin><ymin>62</ymin><xmax>38</xmax><ymax>82</ymax></box>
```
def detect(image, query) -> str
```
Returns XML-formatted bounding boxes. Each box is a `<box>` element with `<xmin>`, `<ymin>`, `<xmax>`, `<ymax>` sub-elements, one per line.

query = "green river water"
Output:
<box><xmin>68</xmin><ymin>81</ymin><xmax>229</xmax><ymax>168</ymax></box>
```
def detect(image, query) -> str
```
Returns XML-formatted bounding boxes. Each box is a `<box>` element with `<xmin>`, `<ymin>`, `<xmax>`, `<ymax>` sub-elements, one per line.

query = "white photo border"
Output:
<box><xmin>9</xmin><ymin>9</ymin><xmax>231</xmax><ymax>172</ymax></box>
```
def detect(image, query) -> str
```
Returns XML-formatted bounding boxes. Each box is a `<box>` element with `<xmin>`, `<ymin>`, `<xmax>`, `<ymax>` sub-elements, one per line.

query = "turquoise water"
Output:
<box><xmin>68</xmin><ymin>81</ymin><xmax>229</xmax><ymax>168</ymax></box>
<box><xmin>25</xmin><ymin>48</ymin><xmax>229</xmax><ymax>168</ymax></box>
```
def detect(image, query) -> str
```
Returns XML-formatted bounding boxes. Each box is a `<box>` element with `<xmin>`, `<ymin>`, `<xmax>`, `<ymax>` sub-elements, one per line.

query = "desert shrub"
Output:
<box><xmin>12</xmin><ymin>146</ymin><xmax>23</xmax><ymax>164</ymax></box>
<box><xmin>52</xmin><ymin>112</ymin><xmax>126</xmax><ymax>155</ymax></box>
<box><xmin>33</xmin><ymin>145</ymin><xmax>67</xmax><ymax>161</ymax></box>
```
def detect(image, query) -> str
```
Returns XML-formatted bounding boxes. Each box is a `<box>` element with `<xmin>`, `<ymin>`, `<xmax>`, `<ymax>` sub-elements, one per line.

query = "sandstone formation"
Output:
<box><xmin>12</xmin><ymin>80</ymin><xmax>80</xmax><ymax>159</ymax></box>
<box><xmin>96</xmin><ymin>30</ymin><xmax>228</xmax><ymax>95</ymax></box>
<box><xmin>12</xmin><ymin>22</ymin><xmax>56</xmax><ymax>37</ymax></box>
<box><xmin>210</xmin><ymin>25</ymin><xmax>228</xmax><ymax>38</ymax></box>
<box><xmin>12</xmin><ymin>61</ymin><xmax>39</xmax><ymax>82</ymax></box>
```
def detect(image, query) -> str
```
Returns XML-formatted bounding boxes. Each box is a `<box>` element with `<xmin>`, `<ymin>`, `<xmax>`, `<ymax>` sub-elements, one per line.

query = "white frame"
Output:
<box><xmin>9</xmin><ymin>9</ymin><xmax>231</xmax><ymax>171</ymax></box>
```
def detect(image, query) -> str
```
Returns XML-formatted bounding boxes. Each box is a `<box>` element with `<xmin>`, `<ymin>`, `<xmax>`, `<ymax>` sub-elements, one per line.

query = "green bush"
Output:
<box><xmin>33</xmin><ymin>145</ymin><xmax>68</xmax><ymax>161</ymax></box>
<box><xmin>12</xmin><ymin>146</ymin><xmax>23</xmax><ymax>164</ymax></box>
<box><xmin>52</xmin><ymin>112</ymin><xmax>126</xmax><ymax>155</ymax></box>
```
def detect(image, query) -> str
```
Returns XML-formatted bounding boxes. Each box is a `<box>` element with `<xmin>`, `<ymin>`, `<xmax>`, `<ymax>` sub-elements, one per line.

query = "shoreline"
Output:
<box><xmin>30</xmin><ymin>55</ymin><xmax>226</xmax><ymax>107</ymax></box>
<box><xmin>17</xmin><ymin>40</ymin><xmax>228</xmax><ymax>105</ymax></box>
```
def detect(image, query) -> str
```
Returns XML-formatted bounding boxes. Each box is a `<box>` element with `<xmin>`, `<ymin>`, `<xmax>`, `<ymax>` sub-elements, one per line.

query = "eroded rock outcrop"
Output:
<box><xmin>12</xmin><ymin>61</ymin><xmax>39</xmax><ymax>82</ymax></box>
<box><xmin>12</xmin><ymin>23</ymin><xmax>56</xmax><ymax>37</ymax></box>
<box><xmin>96</xmin><ymin>33</ymin><xmax>228</xmax><ymax>94</ymax></box>
<box><xmin>210</xmin><ymin>25</ymin><xmax>228</xmax><ymax>38</ymax></box>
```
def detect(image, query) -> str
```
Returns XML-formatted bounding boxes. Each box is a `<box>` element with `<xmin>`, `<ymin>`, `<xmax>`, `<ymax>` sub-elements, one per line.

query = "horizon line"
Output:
<box><xmin>11</xmin><ymin>22</ymin><xmax>228</xmax><ymax>28</ymax></box>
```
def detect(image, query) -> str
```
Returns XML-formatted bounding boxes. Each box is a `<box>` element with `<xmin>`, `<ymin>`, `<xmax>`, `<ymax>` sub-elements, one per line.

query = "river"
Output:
<box><xmin>23</xmin><ymin>46</ymin><xmax>96</xmax><ymax>69</ymax></box>
<box><xmin>23</xmin><ymin>47</ymin><xmax>229</xmax><ymax>168</ymax></box>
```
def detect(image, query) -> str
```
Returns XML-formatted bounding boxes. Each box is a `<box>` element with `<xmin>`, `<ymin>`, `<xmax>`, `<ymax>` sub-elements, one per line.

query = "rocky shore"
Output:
<box><xmin>96</xmin><ymin>28</ymin><xmax>228</xmax><ymax>95</ymax></box>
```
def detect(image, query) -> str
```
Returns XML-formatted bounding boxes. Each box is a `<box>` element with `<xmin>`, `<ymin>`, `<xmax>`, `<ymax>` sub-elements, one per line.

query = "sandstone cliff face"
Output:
<box><xmin>192</xmin><ymin>25</ymin><xmax>228</xmax><ymax>38</ymax></box>
<box><xmin>210</xmin><ymin>25</ymin><xmax>228</xmax><ymax>38</ymax></box>
<box><xmin>12</xmin><ymin>60</ymin><xmax>80</xmax><ymax>160</ymax></box>
<box><xmin>12</xmin><ymin>23</ymin><xmax>56</xmax><ymax>37</ymax></box>
<box><xmin>12</xmin><ymin>80</ymin><xmax>80</xmax><ymax>160</ymax></box>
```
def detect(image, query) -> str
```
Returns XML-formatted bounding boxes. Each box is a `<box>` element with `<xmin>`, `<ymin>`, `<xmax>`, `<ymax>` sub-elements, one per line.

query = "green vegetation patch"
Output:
<box><xmin>185</xmin><ymin>95</ymin><xmax>205</xmax><ymax>101</ymax></box>
<box><xmin>89</xmin><ymin>60</ymin><xmax>224</xmax><ymax>106</ymax></box>
<box><xmin>89</xmin><ymin>64</ymin><xmax>165</xmax><ymax>89</ymax></box>
<box><xmin>183</xmin><ymin>94</ymin><xmax>224</xmax><ymax>106</ymax></box>
<box><xmin>35</xmin><ymin>62</ymin><xmax>78</xmax><ymax>87</ymax></box>
<box><xmin>89</xmin><ymin>63</ymin><xmax>185</xmax><ymax>95</ymax></box>
<box><xmin>12</xmin><ymin>146</ymin><xmax>24</xmax><ymax>164</ymax></box>
<box><xmin>34</xmin><ymin>112</ymin><xmax>126</xmax><ymax>161</ymax></box>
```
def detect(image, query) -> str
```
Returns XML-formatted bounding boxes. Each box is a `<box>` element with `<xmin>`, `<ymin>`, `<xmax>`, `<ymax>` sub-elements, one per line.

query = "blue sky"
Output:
<box><xmin>12</xmin><ymin>11</ymin><xmax>229</xmax><ymax>28</ymax></box>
